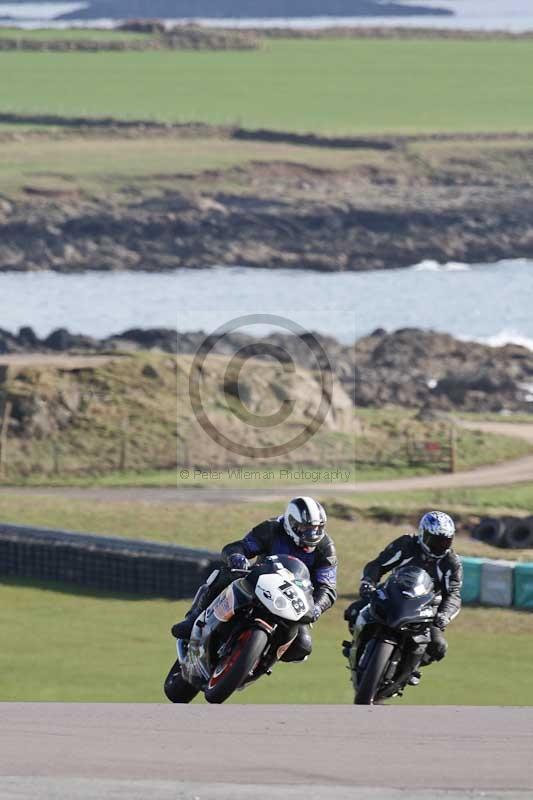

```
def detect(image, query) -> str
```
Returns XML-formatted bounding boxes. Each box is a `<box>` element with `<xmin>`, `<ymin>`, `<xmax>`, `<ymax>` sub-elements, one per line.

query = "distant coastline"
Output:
<box><xmin>55</xmin><ymin>1</ymin><xmax>452</xmax><ymax>23</ymax></box>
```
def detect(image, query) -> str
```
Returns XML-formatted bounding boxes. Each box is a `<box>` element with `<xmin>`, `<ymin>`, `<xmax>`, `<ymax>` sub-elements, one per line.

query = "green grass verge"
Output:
<box><xmin>346</xmin><ymin>483</ymin><xmax>533</xmax><ymax>516</ymax></box>
<box><xmin>1</xmin><ymin>39</ymin><xmax>532</xmax><ymax>134</ymax></box>
<box><xmin>1</xmin><ymin>580</ymin><xmax>531</xmax><ymax>704</ymax></box>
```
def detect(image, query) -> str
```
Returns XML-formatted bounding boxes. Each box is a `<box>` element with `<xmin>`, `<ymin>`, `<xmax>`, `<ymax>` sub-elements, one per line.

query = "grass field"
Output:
<box><xmin>0</xmin><ymin>493</ymin><xmax>531</xmax><ymax>703</ymax></box>
<box><xmin>1</xmin><ymin>133</ymin><xmax>530</xmax><ymax>201</ymax></box>
<box><xmin>0</xmin><ymin>134</ymin><xmax>382</xmax><ymax>198</ymax></box>
<box><xmin>1</xmin><ymin>39</ymin><xmax>532</xmax><ymax>133</ymax></box>
<box><xmin>346</xmin><ymin>483</ymin><xmax>533</xmax><ymax>516</ymax></box>
<box><xmin>1</xmin><ymin>583</ymin><xmax>531</xmax><ymax>705</ymax></box>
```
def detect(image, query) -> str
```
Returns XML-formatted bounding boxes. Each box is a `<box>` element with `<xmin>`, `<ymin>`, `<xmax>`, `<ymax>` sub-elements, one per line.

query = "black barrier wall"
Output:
<box><xmin>0</xmin><ymin>523</ymin><xmax>219</xmax><ymax>598</ymax></box>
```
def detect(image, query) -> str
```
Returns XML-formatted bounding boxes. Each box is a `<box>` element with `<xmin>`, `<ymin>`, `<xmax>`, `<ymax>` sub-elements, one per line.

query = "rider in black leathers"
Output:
<box><xmin>172</xmin><ymin>496</ymin><xmax>337</xmax><ymax>662</ymax></box>
<box><xmin>345</xmin><ymin>511</ymin><xmax>463</xmax><ymax>670</ymax></box>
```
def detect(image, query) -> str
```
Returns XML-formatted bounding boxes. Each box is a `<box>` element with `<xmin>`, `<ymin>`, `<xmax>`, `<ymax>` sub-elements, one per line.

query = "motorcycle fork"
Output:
<box><xmin>259</xmin><ymin>622</ymin><xmax>298</xmax><ymax>673</ymax></box>
<box><xmin>382</xmin><ymin>643</ymin><xmax>427</xmax><ymax>698</ymax></box>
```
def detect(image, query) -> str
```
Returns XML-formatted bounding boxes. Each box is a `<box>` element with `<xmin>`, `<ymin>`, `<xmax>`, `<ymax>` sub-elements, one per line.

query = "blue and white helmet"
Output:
<box><xmin>284</xmin><ymin>496</ymin><xmax>327</xmax><ymax>551</ymax></box>
<box><xmin>418</xmin><ymin>511</ymin><xmax>455</xmax><ymax>558</ymax></box>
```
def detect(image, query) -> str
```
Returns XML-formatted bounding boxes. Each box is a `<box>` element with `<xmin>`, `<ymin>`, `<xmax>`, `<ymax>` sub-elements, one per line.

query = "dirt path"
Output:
<box><xmin>1</xmin><ymin>704</ymin><xmax>531</xmax><ymax>800</ymax></box>
<box><xmin>0</xmin><ymin>422</ymin><xmax>531</xmax><ymax>505</ymax></box>
<box><xmin>459</xmin><ymin>420</ymin><xmax>533</xmax><ymax>444</ymax></box>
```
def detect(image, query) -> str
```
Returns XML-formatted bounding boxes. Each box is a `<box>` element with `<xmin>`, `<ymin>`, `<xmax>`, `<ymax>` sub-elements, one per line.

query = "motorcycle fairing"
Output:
<box><xmin>351</xmin><ymin>566</ymin><xmax>438</xmax><ymax>701</ymax></box>
<box><xmin>255</xmin><ymin>572</ymin><xmax>312</xmax><ymax>623</ymax></box>
<box><xmin>183</xmin><ymin>580</ymin><xmax>255</xmax><ymax>684</ymax></box>
<box><xmin>376</xmin><ymin>585</ymin><xmax>435</xmax><ymax>629</ymax></box>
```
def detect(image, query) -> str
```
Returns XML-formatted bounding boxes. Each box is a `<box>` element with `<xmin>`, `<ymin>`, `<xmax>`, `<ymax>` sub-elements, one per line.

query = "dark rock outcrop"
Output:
<box><xmin>1</xmin><ymin>326</ymin><xmax>533</xmax><ymax>413</ymax></box>
<box><xmin>1</xmin><ymin>190</ymin><xmax>532</xmax><ymax>273</ymax></box>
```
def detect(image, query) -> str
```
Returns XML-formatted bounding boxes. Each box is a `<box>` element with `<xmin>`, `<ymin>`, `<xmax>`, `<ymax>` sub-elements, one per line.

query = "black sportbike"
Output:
<box><xmin>346</xmin><ymin>565</ymin><xmax>440</xmax><ymax>705</ymax></box>
<box><xmin>164</xmin><ymin>555</ymin><xmax>314</xmax><ymax>704</ymax></box>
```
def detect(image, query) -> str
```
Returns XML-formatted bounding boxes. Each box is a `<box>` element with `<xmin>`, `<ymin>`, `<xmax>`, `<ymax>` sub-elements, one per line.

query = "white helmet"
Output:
<box><xmin>418</xmin><ymin>511</ymin><xmax>455</xmax><ymax>558</ymax></box>
<box><xmin>284</xmin><ymin>496</ymin><xmax>327</xmax><ymax>551</ymax></box>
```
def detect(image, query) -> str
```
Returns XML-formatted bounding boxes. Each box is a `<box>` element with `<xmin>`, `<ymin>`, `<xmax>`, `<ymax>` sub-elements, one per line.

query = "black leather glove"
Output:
<box><xmin>359</xmin><ymin>580</ymin><xmax>376</xmax><ymax>601</ymax></box>
<box><xmin>344</xmin><ymin>601</ymin><xmax>360</xmax><ymax>624</ymax></box>
<box><xmin>434</xmin><ymin>612</ymin><xmax>449</xmax><ymax>630</ymax></box>
<box><xmin>228</xmin><ymin>553</ymin><xmax>250</xmax><ymax>571</ymax></box>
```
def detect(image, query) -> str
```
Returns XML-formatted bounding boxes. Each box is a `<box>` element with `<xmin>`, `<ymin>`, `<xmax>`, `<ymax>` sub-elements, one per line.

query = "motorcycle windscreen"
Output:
<box><xmin>378</xmin><ymin>567</ymin><xmax>435</xmax><ymax>627</ymax></box>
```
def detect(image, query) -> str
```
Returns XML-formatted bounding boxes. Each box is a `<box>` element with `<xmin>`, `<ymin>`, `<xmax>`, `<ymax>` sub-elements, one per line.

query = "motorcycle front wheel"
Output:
<box><xmin>354</xmin><ymin>639</ymin><xmax>395</xmax><ymax>705</ymax></box>
<box><xmin>164</xmin><ymin>658</ymin><xmax>199</xmax><ymax>704</ymax></box>
<box><xmin>204</xmin><ymin>628</ymin><xmax>268</xmax><ymax>705</ymax></box>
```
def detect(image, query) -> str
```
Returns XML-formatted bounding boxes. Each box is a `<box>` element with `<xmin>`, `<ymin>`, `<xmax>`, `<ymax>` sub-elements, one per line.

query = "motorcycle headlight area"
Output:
<box><xmin>274</xmin><ymin>595</ymin><xmax>289</xmax><ymax>610</ymax></box>
<box><xmin>401</xmin><ymin>583</ymin><xmax>428</xmax><ymax>598</ymax></box>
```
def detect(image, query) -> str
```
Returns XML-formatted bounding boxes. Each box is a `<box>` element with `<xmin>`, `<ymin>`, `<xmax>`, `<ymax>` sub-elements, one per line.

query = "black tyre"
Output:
<box><xmin>164</xmin><ymin>658</ymin><xmax>199</xmax><ymax>704</ymax></box>
<box><xmin>504</xmin><ymin>517</ymin><xmax>533</xmax><ymax>549</ymax></box>
<box><xmin>472</xmin><ymin>517</ymin><xmax>507</xmax><ymax>547</ymax></box>
<box><xmin>204</xmin><ymin>628</ymin><xmax>268</xmax><ymax>705</ymax></box>
<box><xmin>354</xmin><ymin>639</ymin><xmax>395</xmax><ymax>705</ymax></box>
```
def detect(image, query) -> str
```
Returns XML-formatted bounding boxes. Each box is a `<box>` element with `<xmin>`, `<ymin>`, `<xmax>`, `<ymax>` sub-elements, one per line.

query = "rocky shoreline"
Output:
<box><xmin>1</xmin><ymin>327</ymin><xmax>532</xmax><ymax>413</ymax></box>
<box><xmin>1</xmin><ymin>156</ymin><xmax>532</xmax><ymax>272</ymax></box>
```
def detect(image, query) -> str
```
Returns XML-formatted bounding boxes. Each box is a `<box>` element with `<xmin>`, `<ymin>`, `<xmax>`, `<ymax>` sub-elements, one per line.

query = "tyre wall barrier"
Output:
<box><xmin>472</xmin><ymin>516</ymin><xmax>533</xmax><ymax>549</ymax></box>
<box><xmin>479</xmin><ymin>560</ymin><xmax>515</xmax><ymax>607</ymax></box>
<box><xmin>514</xmin><ymin>563</ymin><xmax>533</xmax><ymax>610</ymax></box>
<box><xmin>461</xmin><ymin>557</ymin><xmax>484</xmax><ymax>604</ymax></box>
<box><xmin>461</xmin><ymin>556</ymin><xmax>532</xmax><ymax>611</ymax></box>
<box><xmin>0</xmin><ymin>523</ymin><xmax>219</xmax><ymax>599</ymax></box>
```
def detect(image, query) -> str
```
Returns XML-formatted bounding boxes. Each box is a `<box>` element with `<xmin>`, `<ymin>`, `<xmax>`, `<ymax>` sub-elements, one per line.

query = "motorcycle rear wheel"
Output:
<box><xmin>205</xmin><ymin>628</ymin><xmax>268</xmax><ymax>705</ymax></box>
<box><xmin>354</xmin><ymin>639</ymin><xmax>395</xmax><ymax>705</ymax></box>
<box><xmin>164</xmin><ymin>658</ymin><xmax>199</xmax><ymax>704</ymax></box>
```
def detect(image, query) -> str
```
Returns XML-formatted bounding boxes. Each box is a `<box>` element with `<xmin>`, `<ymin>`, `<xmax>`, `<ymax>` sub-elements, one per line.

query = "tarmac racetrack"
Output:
<box><xmin>1</xmin><ymin>704</ymin><xmax>532</xmax><ymax>800</ymax></box>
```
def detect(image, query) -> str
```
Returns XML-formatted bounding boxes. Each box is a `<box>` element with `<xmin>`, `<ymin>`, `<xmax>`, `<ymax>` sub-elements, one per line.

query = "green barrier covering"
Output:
<box><xmin>514</xmin><ymin>563</ymin><xmax>533</xmax><ymax>610</ymax></box>
<box><xmin>461</xmin><ymin>556</ymin><xmax>485</xmax><ymax>604</ymax></box>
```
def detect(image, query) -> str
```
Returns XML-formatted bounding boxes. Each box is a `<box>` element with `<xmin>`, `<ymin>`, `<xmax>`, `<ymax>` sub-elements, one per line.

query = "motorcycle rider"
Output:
<box><xmin>345</xmin><ymin>510</ymin><xmax>462</xmax><ymax>680</ymax></box>
<box><xmin>172</xmin><ymin>496</ymin><xmax>337</xmax><ymax>662</ymax></box>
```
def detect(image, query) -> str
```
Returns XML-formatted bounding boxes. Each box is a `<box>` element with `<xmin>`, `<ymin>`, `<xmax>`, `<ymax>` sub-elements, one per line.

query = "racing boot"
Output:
<box><xmin>408</xmin><ymin>669</ymin><xmax>422</xmax><ymax>686</ymax></box>
<box><xmin>171</xmin><ymin>582</ymin><xmax>212</xmax><ymax>640</ymax></box>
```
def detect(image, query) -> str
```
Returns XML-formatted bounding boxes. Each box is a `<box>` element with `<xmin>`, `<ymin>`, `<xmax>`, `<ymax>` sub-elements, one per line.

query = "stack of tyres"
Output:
<box><xmin>505</xmin><ymin>517</ymin><xmax>533</xmax><ymax>549</ymax></box>
<box><xmin>472</xmin><ymin>516</ymin><xmax>533</xmax><ymax>549</ymax></box>
<box><xmin>471</xmin><ymin>517</ymin><xmax>508</xmax><ymax>547</ymax></box>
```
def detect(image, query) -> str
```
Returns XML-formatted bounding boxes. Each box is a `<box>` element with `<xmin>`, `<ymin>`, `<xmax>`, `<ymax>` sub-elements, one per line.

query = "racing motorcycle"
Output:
<box><xmin>164</xmin><ymin>554</ymin><xmax>314</xmax><ymax>704</ymax></box>
<box><xmin>345</xmin><ymin>565</ymin><xmax>440</xmax><ymax>705</ymax></box>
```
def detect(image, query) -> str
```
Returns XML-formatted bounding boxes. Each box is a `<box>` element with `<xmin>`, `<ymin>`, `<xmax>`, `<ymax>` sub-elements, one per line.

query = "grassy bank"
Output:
<box><xmin>1</xmin><ymin>39</ymin><xmax>532</xmax><ymax>134</ymax></box>
<box><xmin>1</xmin><ymin>353</ymin><xmax>530</xmax><ymax>482</ymax></box>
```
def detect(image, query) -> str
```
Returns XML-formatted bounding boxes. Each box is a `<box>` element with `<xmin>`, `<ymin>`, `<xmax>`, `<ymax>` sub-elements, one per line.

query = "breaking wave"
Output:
<box><xmin>411</xmin><ymin>260</ymin><xmax>472</xmax><ymax>272</ymax></box>
<box><xmin>462</xmin><ymin>330</ymin><xmax>533</xmax><ymax>352</ymax></box>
